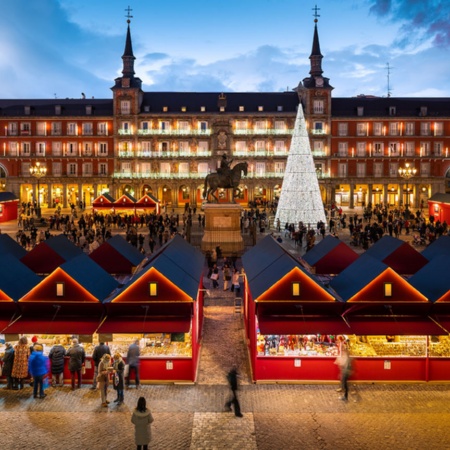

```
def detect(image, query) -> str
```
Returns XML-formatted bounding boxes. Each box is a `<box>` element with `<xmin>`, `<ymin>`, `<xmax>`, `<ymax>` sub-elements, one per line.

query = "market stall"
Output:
<box><xmin>330</xmin><ymin>254</ymin><xmax>438</xmax><ymax>381</ymax></box>
<box><xmin>1</xmin><ymin>254</ymin><xmax>119</xmax><ymax>383</ymax></box>
<box><xmin>92</xmin><ymin>193</ymin><xmax>115</xmax><ymax>211</ymax></box>
<box><xmin>242</xmin><ymin>235</ymin><xmax>347</xmax><ymax>382</ymax></box>
<box><xmin>301</xmin><ymin>235</ymin><xmax>359</xmax><ymax>275</ymax></box>
<box><xmin>0</xmin><ymin>192</ymin><xmax>19</xmax><ymax>223</ymax></box>
<box><xmin>421</xmin><ymin>235</ymin><xmax>450</xmax><ymax>261</ymax></box>
<box><xmin>364</xmin><ymin>235</ymin><xmax>428</xmax><ymax>275</ymax></box>
<box><xmin>97</xmin><ymin>235</ymin><xmax>205</xmax><ymax>383</ymax></box>
<box><xmin>89</xmin><ymin>235</ymin><xmax>145</xmax><ymax>275</ymax></box>
<box><xmin>0</xmin><ymin>234</ymin><xmax>27</xmax><ymax>259</ymax></box>
<box><xmin>21</xmin><ymin>234</ymin><xmax>83</xmax><ymax>274</ymax></box>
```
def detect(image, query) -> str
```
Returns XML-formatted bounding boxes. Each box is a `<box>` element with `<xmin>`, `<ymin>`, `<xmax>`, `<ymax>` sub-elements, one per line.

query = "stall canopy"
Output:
<box><xmin>0</xmin><ymin>192</ymin><xmax>19</xmax><ymax>222</ymax></box>
<box><xmin>421</xmin><ymin>235</ymin><xmax>450</xmax><ymax>261</ymax></box>
<box><xmin>409</xmin><ymin>255</ymin><xmax>450</xmax><ymax>304</ymax></box>
<box><xmin>0</xmin><ymin>255</ymin><xmax>41</xmax><ymax>332</ymax></box>
<box><xmin>98</xmin><ymin>235</ymin><xmax>204</xmax><ymax>332</ymax></box>
<box><xmin>89</xmin><ymin>235</ymin><xmax>145</xmax><ymax>275</ymax></box>
<box><xmin>114</xmin><ymin>192</ymin><xmax>137</xmax><ymax>209</ymax></box>
<box><xmin>243</xmin><ymin>235</ymin><xmax>337</xmax><ymax>303</ymax></box>
<box><xmin>363</xmin><ymin>235</ymin><xmax>428</xmax><ymax>275</ymax></box>
<box><xmin>135</xmin><ymin>193</ymin><xmax>160</xmax><ymax>213</ymax></box>
<box><xmin>330</xmin><ymin>253</ymin><xmax>430</xmax><ymax>318</ymax></box>
<box><xmin>21</xmin><ymin>234</ymin><xmax>83</xmax><ymax>274</ymax></box>
<box><xmin>301</xmin><ymin>235</ymin><xmax>359</xmax><ymax>274</ymax></box>
<box><xmin>92</xmin><ymin>193</ymin><xmax>115</xmax><ymax>209</ymax></box>
<box><xmin>0</xmin><ymin>233</ymin><xmax>27</xmax><ymax>259</ymax></box>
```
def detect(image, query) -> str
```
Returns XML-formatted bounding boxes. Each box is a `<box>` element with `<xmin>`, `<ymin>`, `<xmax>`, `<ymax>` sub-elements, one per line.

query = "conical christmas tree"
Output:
<box><xmin>275</xmin><ymin>104</ymin><xmax>326</xmax><ymax>228</ymax></box>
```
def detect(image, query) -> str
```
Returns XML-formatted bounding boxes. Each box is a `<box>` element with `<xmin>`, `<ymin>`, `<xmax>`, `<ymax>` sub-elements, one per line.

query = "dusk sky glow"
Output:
<box><xmin>1</xmin><ymin>0</ymin><xmax>449</xmax><ymax>99</ymax></box>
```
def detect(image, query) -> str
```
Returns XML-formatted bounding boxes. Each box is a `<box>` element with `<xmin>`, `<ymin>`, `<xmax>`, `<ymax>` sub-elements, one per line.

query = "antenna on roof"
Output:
<box><xmin>386</xmin><ymin>62</ymin><xmax>393</xmax><ymax>98</ymax></box>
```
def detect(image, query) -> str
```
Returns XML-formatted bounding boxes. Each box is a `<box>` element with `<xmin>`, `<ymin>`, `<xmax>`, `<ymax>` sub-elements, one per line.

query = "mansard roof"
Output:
<box><xmin>140</xmin><ymin>91</ymin><xmax>300</xmax><ymax>113</ymax></box>
<box><xmin>0</xmin><ymin>99</ymin><xmax>113</xmax><ymax>117</ymax></box>
<box><xmin>332</xmin><ymin>96</ymin><xmax>450</xmax><ymax>118</ymax></box>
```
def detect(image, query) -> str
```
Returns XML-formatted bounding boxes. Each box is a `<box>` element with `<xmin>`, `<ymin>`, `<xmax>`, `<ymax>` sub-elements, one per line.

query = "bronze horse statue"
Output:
<box><xmin>203</xmin><ymin>162</ymin><xmax>248</xmax><ymax>203</ymax></box>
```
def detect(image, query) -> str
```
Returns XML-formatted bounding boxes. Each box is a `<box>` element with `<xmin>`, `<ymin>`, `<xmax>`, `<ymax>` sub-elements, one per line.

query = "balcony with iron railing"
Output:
<box><xmin>118</xmin><ymin>128</ymin><xmax>212</xmax><ymax>136</ymax></box>
<box><xmin>118</xmin><ymin>150</ymin><xmax>212</xmax><ymax>158</ymax></box>
<box><xmin>233</xmin><ymin>128</ymin><xmax>294</xmax><ymax>135</ymax></box>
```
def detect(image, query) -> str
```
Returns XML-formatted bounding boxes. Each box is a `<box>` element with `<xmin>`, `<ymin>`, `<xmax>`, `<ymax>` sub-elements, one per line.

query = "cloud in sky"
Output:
<box><xmin>0</xmin><ymin>0</ymin><xmax>449</xmax><ymax>99</ymax></box>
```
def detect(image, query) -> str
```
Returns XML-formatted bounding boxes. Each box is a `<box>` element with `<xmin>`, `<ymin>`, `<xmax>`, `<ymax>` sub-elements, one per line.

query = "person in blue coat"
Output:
<box><xmin>28</xmin><ymin>344</ymin><xmax>50</xmax><ymax>399</ymax></box>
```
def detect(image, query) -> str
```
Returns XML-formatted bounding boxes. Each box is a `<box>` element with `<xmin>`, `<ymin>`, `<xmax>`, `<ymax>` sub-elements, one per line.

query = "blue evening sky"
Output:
<box><xmin>0</xmin><ymin>0</ymin><xmax>449</xmax><ymax>99</ymax></box>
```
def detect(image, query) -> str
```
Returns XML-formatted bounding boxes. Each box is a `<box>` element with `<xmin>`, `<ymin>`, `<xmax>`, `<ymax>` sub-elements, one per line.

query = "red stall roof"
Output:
<box><xmin>97</xmin><ymin>316</ymin><xmax>191</xmax><ymax>334</ymax></box>
<box><xmin>3</xmin><ymin>316</ymin><xmax>102</xmax><ymax>334</ymax></box>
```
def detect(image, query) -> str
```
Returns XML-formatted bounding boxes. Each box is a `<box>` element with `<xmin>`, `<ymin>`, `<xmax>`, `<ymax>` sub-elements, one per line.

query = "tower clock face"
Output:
<box><xmin>315</xmin><ymin>77</ymin><xmax>324</xmax><ymax>87</ymax></box>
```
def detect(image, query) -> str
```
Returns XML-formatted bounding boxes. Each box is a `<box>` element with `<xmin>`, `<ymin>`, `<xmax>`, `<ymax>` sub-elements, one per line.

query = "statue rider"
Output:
<box><xmin>217</xmin><ymin>153</ymin><xmax>233</xmax><ymax>188</ymax></box>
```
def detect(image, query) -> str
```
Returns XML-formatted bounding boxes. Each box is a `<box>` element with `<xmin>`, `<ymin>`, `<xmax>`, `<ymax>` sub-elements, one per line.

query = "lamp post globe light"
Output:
<box><xmin>29</xmin><ymin>162</ymin><xmax>47</xmax><ymax>218</ymax></box>
<box><xmin>398</xmin><ymin>162</ymin><xmax>417</xmax><ymax>211</ymax></box>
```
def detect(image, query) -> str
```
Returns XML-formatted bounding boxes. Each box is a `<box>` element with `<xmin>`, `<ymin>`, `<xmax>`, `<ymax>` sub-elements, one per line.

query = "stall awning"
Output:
<box><xmin>344</xmin><ymin>316</ymin><xmax>444</xmax><ymax>335</ymax></box>
<box><xmin>96</xmin><ymin>316</ymin><xmax>191</xmax><ymax>334</ymax></box>
<box><xmin>3</xmin><ymin>316</ymin><xmax>102</xmax><ymax>334</ymax></box>
<box><xmin>257</xmin><ymin>315</ymin><xmax>351</xmax><ymax>335</ymax></box>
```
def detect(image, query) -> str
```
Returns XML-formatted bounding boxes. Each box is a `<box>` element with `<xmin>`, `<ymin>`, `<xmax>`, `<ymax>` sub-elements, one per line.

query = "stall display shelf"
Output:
<box><xmin>429</xmin><ymin>336</ymin><xmax>450</xmax><ymax>357</ymax></box>
<box><xmin>349</xmin><ymin>335</ymin><xmax>427</xmax><ymax>358</ymax></box>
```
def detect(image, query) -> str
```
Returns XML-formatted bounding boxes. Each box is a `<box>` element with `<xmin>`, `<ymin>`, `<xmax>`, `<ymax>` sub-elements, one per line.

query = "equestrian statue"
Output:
<box><xmin>203</xmin><ymin>154</ymin><xmax>248</xmax><ymax>203</ymax></box>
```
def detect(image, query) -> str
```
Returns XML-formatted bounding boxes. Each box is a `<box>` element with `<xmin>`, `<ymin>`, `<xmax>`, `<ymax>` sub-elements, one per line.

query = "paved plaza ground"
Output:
<box><xmin>1</xmin><ymin>207</ymin><xmax>448</xmax><ymax>450</ymax></box>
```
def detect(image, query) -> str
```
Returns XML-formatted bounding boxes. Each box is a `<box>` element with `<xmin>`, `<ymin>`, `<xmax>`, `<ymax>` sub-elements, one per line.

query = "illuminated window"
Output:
<box><xmin>56</xmin><ymin>283</ymin><xmax>65</xmax><ymax>297</ymax></box>
<box><xmin>292</xmin><ymin>282</ymin><xmax>301</xmax><ymax>297</ymax></box>
<box><xmin>384</xmin><ymin>283</ymin><xmax>393</xmax><ymax>297</ymax></box>
<box><xmin>149</xmin><ymin>282</ymin><xmax>158</xmax><ymax>297</ymax></box>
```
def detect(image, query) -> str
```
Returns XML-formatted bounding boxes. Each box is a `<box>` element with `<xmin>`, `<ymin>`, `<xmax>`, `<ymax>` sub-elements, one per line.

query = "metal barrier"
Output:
<box><xmin>234</xmin><ymin>297</ymin><xmax>242</xmax><ymax>314</ymax></box>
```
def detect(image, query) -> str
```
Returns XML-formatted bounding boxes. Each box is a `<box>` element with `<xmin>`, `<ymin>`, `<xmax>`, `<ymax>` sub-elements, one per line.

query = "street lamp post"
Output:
<box><xmin>398</xmin><ymin>162</ymin><xmax>417</xmax><ymax>212</ymax></box>
<box><xmin>29</xmin><ymin>162</ymin><xmax>47</xmax><ymax>218</ymax></box>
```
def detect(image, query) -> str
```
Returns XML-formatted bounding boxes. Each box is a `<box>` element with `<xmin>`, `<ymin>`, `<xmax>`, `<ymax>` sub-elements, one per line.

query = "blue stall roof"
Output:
<box><xmin>421</xmin><ymin>235</ymin><xmax>450</xmax><ymax>261</ymax></box>
<box><xmin>45</xmin><ymin>234</ymin><xmax>83</xmax><ymax>261</ymax></box>
<box><xmin>61</xmin><ymin>254</ymin><xmax>119</xmax><ymax>301</ymax></box>
<box><xmin>0</xmin><ymin>234</ymin><xmax>27</xmax><ymax>259</ymax></box>
<box><xmin>364</xmin><ymin>235</ymin><xmax>403</xmax><ymax>260</ymax></box>
<box><xmin>329</xmin><ymin>254</ymin><xmax>388</xmax><ymax>302</ymax></box>
<box><xmin>105</xmin><ymin>235</ymin><xmax>145</xmax><ymax>266</ymax></box>
<box><xmin>0</xmin><ymin>254</ymin><xmax>41</xmax><ymax>300</ymax></box>
<box><xmin>408</xmin><ymin>255</ymin><xmax>450</xmax><ymax>302</ymax></box>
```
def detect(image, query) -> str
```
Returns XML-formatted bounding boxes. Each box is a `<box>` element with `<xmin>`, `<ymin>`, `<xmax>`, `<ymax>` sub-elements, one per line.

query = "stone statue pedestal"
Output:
<box><xmin>201</xmin><ymin>204</ymin><xmax>244</xmax><ymax>256</ymax></box>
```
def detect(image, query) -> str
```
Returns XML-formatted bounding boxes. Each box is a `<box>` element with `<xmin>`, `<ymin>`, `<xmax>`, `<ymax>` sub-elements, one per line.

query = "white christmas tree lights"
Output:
<box><xmin>275</xmin><ymin>104</ymin><xmax>326</xmax><ymax>228</ymax></box>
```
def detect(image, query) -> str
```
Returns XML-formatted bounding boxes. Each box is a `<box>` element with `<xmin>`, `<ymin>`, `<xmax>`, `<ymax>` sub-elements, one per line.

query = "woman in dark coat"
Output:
<box><xmin>112</xmin><ymin>352</ymin><xmax>125</xmax><ymax>405</ymax></box>
<box><xmin>48</xmin><ymin>341</ymin><xmax>66</xmax><ymax>387</ymax></box>
<box><xmin>131</xmin><ymin>396</ymin><xmax>154</xmax><ymax>450</ymax></box>
<box><xmin>2</xmin><ymin>343</ymin><xmax>15</xmax><ymax>389</ymax></box>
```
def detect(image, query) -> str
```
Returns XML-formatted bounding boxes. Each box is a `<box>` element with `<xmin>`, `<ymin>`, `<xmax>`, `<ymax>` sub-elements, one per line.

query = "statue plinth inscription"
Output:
<box><xmin>201</xmin><ymin>204</ymin><xmax>244</xmax><ymax>256</ymax></box>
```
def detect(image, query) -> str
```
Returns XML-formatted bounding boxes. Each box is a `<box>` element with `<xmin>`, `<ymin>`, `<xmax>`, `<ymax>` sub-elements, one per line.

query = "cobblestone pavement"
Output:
<box><xmin>1</xmin><ymin>208</ymin><xmax>447</xmax><ymax>449</ymax></box>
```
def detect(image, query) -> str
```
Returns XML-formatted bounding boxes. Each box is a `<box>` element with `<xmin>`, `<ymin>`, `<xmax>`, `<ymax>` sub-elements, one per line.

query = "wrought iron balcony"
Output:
<box><xmin>233</xmin><ymin>128</ymin><xmax>294</xmax><ymax>135</ymax></box>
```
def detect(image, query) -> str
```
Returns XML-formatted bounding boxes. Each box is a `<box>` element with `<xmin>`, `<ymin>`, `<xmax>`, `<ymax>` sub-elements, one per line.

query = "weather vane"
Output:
<box><xmin>125</xmin><ymin>5</ymin><xmax>133</xmax><ymax>23</ymax></box>
<box><xmin>312</xmin><ymin>4</ymin><xmax>320</xmax><ymax>22</ymax></box>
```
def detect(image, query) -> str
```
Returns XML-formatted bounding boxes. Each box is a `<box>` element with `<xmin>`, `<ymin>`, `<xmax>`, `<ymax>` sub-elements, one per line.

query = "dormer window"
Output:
<box><xmin>420</xmin><ymin>106</ymin><xmax>428</xmax><ymax>117</ymax></box>
<box><xmin>239</xmin><ymin>106</ymin><xmax>245</xmax><ymax>112</ymax></box>
<box><xmin>389</xmin><ymin>106</ymin><xmax>396</xmax><ymax>116</ymax></box>
<box><xmin>55</xmin><ymin>105</ymin><xmax>61</xmax><ymax>115</ymax></box>
<box><xmin>86</xmin><ymin>105</ymin><xmax>92</xmax><ymax>115</ymax></box>
<box><xmin>181</xmin><ymin>106</ymin><xmax>187</xmax><ymax>112</ymax></box>
<box><xmin>24</xmin><ymin>106</ymin><xmax>31</xmax><ymax>115</ymax></box>
<box><xmin>357</xmin><ymin>106</ymin><xmax>364</xmax><ymax>117</ymax></box>
<box><xmin>258</xmin><ymin>106</ymin><xmax>264</xmax><ymax>112</ymax></box>
<box><xmin>200</xmin><ymin>106</ymin><xmax>206</xmax><ymax>112</ymax></box>
<box><xmin>163</xmin><ymin>106</ymin><xmax>168</xmax><ymax>112</ymax></box>
<box><xmin>277</xmin><ymin>106</ymin><xmax>283</xmax><ymax>112</ymax></box>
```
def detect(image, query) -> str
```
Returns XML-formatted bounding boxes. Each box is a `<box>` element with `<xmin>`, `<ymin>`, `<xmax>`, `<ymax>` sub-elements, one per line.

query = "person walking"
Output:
<box><xmin>126</xmin><ymin>340</ymin><xmax>141</xmax><ymax>389</ymax></box>
<box><xmin>222</xmin><ymin>263</ymin><xmax>231</xmax><ymax>291</ymax></box>
<box><xmin>66</xmin><ymin>338</ymin><xmax>86</xmax><ymax>390</ymax></box>
<box><xmin>231</xmin><ymin>268</ymin><xmax>241</xmax><ymax>297</ymax></box>
<box><xmin>90</xmin><ymin>341</ymin><xmax>111</xmax><ymax>391</ymax></box>
<box><xmin>2</xmin><ymin>343</ymin><xmax>15</xmax><ymax>389</ymax></box>
<box><xmin>28</xmin><ymin>344</ymin><xmax>50</xmax><ymax>399</ymax></box>
<box><xmin>210</xmin><ymin>263</ymin><xmax>220</xmax><ymax>289</ymax></box>
<box><xmin>224</xmin><ymin>366</ymin><xmax>243</xmax><ymax>418</ymax></box>
<box><xmin>112</xmin><ymin>352</ymin><xmax>125</xmax><ymax>405</ymax></box>
<box><xmin>336</xmin><ymin>343</ymin><xmax>353</xmax><ymax>401</ymax></box>
<box><xmin>48</xmin><ymin>340</ymin><xmax>66</xmax><ymax>387</ymax></box>
<box><xmin>131</xmin><ymin>397</ymin><xmax>154</xmax><ymax>450</ymax></box>
<box><xmin>97</xmin><ymin>353</ymin><xmax>112</xmax><ymax>407</ymax></box>
<box><xmin>11</xmin><ymin>336</ymin><xmax>30</xmax><ymax>390</ymax></box>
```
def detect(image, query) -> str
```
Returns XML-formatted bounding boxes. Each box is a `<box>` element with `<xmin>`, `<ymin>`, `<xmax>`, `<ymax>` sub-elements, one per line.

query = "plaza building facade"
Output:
<box><xmin>0</xmin><ymin>20</ymin><xmax>449</xmax><ymax>210</ymax></box>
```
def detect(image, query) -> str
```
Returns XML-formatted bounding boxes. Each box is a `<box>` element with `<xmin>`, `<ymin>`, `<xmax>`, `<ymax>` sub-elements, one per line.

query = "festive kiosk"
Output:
<box><xmin>89</xmin><ymin>235</ymin><xmax>145</xmax><ymax>275</ymax></box>
<box><xmin>97</xmin><ymin>235</ymin><xmax>205</xmax><ymax>383</ymax></box>
<box><xmin>21</xmin><ymin>234</ymin><xmax>83</xmax><ymax>274</ymax></box>
<box><xmin>242</xmin><ymin>235</ymin><xmax>347</xmax><ymax>382</ymax></box>
<box><xmin>92</xmin><ymin>193</ymin><xmax>116</xmax><ymax>211</ymax></box>
<box><xmin>363</xmin><ymin>235</ymin><xmax>428</xmax><ymax>275</ymax></box>
<box><xmin>428</xmin><ymin>193</ymin><xmax>450</xmax><ymax>224</ymax></box>
<box><xmin>135</xmin><ymin>193</ymin><xmax>160</xmax><ymax>214</ymax></box>
<box><xmin>330</xmin><ymin>254</ymin><xmax>439</xmax><ymax>381</ymax></box>
<box><xmin>409</xmin><ymin>255</ymin><xmax>450</xmax><ymax>381</ymax></box>
<box><xmin>301</xmin><ymin>235</ymin><xmax>359</xmax><ymax>275</ymax></box>
<box><xmin>2</xmin><ymin>254</ymin><xmax>119</xmax><ymax>383</ymax></box>
<box><xmin>0</xmin><ymin>192</ymin><xmax>19</xmax><ymax>223</ymax></box>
